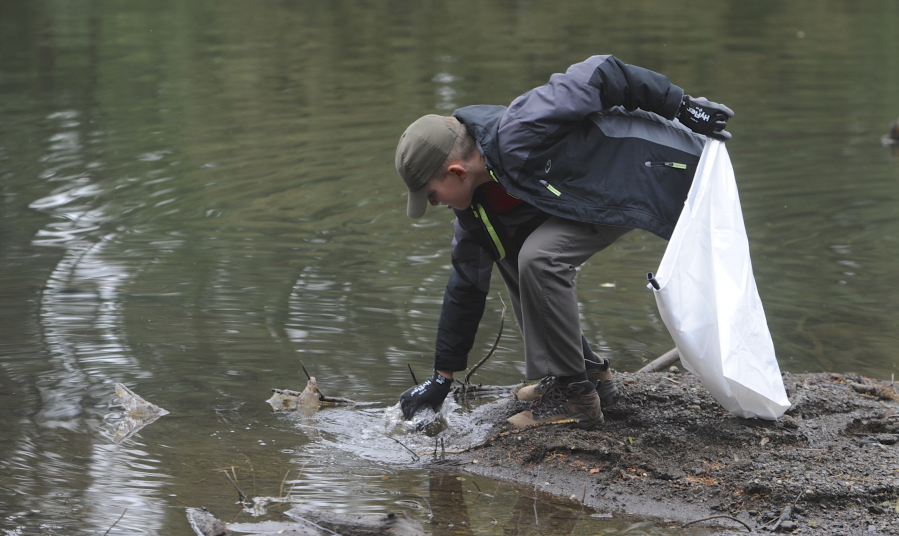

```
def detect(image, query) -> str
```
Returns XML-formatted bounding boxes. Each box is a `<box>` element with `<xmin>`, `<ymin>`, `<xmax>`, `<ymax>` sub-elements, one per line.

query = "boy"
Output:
<box><xmin>395</xmin><ymin>55</ymin><xmax>732</xmax><ymax>428</ymax></box>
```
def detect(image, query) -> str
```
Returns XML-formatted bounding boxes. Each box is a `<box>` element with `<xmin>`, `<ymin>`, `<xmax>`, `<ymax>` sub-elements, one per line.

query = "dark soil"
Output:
<box><xmin>442</xmin><ymin>370</ymin><xmax>899</xmax><ymax>535</ymax></box>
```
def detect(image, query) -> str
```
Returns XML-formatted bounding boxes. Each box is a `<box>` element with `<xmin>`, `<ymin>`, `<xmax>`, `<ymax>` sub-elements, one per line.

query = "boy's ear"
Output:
<box><xmin>446</xmin><ymin>163</ymin><xmax>467</xmax><ymax>180</ymax></box>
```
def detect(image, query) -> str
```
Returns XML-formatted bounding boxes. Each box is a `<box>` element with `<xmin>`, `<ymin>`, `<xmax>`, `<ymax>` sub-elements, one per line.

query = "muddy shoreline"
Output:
<box><xmin>442</xmin><ymin>370</ymin><xmax>899</xmax><ymax>534</ymax></box>
<box><xmin>190</xmin><ymin>371</ymin><xmax>899</xmax><ymax>535</ymax></box>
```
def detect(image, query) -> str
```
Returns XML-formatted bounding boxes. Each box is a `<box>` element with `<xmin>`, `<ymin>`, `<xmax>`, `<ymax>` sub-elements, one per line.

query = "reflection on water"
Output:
<box><xmin>1</xmin><ymin>0</ymin><xmax>898</xmax><ymax>534</ymax></box>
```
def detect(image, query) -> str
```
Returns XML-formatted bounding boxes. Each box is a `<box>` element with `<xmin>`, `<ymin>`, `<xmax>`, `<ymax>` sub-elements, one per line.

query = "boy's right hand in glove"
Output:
<box><xmin>399</xmin><ymin>372</ymin><xmax>453</xmax><ymax>420</ymax></box>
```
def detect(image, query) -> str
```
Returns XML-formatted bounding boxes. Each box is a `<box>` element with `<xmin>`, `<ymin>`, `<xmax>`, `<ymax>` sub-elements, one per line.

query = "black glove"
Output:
<box><xmin>399</xmin><ymin>372</ymin><xmax>453</xmax><ymax>420</ymax></box>
<box><xmin>676</xmin><ymin>95</ymin><xmax>734</xmax><ymax>141</ymax></box>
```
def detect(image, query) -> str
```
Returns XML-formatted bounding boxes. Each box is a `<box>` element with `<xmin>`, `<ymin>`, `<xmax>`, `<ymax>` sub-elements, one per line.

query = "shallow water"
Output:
<box><xmin>1</xmin><ymin>1</ymin><xmax>898</xmax><ymax>534</ymax></box>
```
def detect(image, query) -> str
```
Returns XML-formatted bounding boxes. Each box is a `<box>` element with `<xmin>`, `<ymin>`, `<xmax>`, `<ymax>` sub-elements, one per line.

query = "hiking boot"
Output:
<box><xmin>507</xmin><ymin>379</ymin><xmax>603</xmax><ymax>429</ymax></box>
<box><xmin>516</xmin><ymin>358</ymin><xmax>619</xmax><ymax>407</ymax></box>
<box><xmin>589</xmin><ymin>358</ymin><xmax>620</xmax><ymax>407</ymax></box>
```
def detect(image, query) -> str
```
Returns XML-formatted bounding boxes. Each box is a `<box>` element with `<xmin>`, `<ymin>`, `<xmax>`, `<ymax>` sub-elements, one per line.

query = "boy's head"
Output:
<box><xmin>395</xmin><ymin>115</ymin><xmax>473</xmax><ymax>218</ymax></box>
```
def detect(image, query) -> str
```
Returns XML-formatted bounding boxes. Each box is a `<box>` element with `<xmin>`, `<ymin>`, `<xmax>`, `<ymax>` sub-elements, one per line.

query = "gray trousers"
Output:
<box><xmin>496</xmin><ymin>216</ymin><xmax>631</xmax><ymax>380</ymax></box>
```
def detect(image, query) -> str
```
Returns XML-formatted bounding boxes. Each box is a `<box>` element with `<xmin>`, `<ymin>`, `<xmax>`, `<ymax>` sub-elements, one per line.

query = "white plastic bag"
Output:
<box><xmin>649</xmin><ymin>139</ymin><xmax>790</xmax><ymax>420</ymax></box>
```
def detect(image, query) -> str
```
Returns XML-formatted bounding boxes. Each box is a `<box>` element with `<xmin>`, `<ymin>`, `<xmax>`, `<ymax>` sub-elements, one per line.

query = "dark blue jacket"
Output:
<box><xmin>433</xmin><ymin>55</ymin><xmax>707</xmax><ymax>373</ymax></box>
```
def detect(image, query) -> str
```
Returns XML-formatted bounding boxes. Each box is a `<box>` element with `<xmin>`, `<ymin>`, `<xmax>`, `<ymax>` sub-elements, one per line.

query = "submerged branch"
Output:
<box><xmin>102</xmin><ymin>509</ymin><xmax>127</xmax><ymax>536</ymax></box>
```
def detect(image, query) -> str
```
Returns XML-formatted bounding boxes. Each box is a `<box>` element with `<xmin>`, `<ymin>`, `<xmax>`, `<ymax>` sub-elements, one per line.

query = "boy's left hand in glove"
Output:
<box><xmin>677</xmin><ymin>95</ymin><xmax>734</xmax><ymax>141</ymax></box>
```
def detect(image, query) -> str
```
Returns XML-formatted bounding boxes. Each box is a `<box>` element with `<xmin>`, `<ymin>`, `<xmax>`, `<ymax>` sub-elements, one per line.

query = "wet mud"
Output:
<box><xmin>441</xmin><ymin>370</ymin><xmax>899</xmax><ymax>534</ymax></box>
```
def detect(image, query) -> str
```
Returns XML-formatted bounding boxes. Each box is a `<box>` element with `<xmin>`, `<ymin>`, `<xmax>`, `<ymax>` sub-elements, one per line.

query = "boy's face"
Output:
<box><xmin>426</xmin><ymin>172</ymin><xmax>474</xmax><ymax>212</ymax></box>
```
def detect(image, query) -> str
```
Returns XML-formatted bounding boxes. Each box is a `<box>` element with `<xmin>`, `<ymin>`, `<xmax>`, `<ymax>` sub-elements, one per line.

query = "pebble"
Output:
<box><xmin>781</xmin><ymin>415</ymin><xmax>800</xmax><ymax>429</ymax></box>
<box><xmin>779</xmin><ymin>520</ymin><xmax>796</xmax><ymax>532</ymax></box>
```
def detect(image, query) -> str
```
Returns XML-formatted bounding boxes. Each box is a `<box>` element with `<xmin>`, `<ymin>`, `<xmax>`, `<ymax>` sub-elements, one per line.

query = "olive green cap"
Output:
<box><xmin>395</xmin><ymin>115</ymin><xmax>463</xmax><ymax>219</ymax></box>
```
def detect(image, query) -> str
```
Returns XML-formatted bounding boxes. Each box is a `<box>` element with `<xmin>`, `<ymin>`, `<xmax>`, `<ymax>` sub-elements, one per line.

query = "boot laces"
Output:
<box><xmin>528</xmin><ymin>379</ymin><xmax>569</xmax><ymax>416</ymax></box>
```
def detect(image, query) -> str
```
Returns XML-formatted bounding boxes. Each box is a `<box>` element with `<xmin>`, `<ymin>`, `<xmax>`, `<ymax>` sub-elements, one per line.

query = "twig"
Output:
<box><xmin>301</xmin><ymin>362</ymin><xmax>312</xmax><ymax>381</ymax></box>
<box><xmin>388</xmin><ymin>436</ymin><xmax>420</xmax><ymax>461</ymax></box>
<box><xmin>416</xmin><ymin>494</ymin><xmax>434</xmax><ymax>523</ymax></box>
<box><xmin>408</xmin><ymin>364</ymin><xmax>419</xmax><ymax>386</ymax></box>
<box><xmin>463</xmin><ymin>293</ymin><xmax>506</xmax><ymax>385</ymax></box>
<box><xmin>771</xmin><ymin>504</ymin><xmax>793</xmax><ymax>532</ymax></box>
<box><xmin>451</xmin><ymin>384</ymin><xmax>520</xmax><ymax>400</ymax></box>
<box><xmin>218</xmin><ymin>466</ymin><xmax>248</xmax><ymax>505</ymax></box>
<box><xmin>102</xmin><ymin>508</ymin><xmax>127</xmax><ymax>536</ymax></box>
<box><xmin>636</xmin><ymin>348</ymin><xmax>679</xmax><ymax>373</ymax></box>
<box><xmin>428</xmin><ymin>419</ymin><xmax>579</xmax><ymax>455</ymax></box>
<box><xmin>290</xmin><ymin>514</ymin><xmax>342</xmax><ymax>536</ymax></box>
<box><xmin>533</xmin><ymin>465</ymin><xmax>540</xmax><ymax>526</ymax></box>
<box><xmin>683</xmin><ymin>514</ymin><xmax>750</xmax><ymax>531</ymax></box>
<box><xmin>319</xmin><ymin>394</ymin><xmax>355</xmax><ymax>405</ymax></box>
<box><xmin>279</xmin><ymin>462</ymin><xmax>304</xmax><ymax>508</ymax></box>
<box><xmin>279</xmin><ymin>469</ymin><xmax>291</xmax><ymax>499</ymax></box>
<box><xmin>270</xmin><ymin>388</ymin><xmax>355</xmax><ymax>406</ymax></box>
<box><xmin>242</xmin><ymin>454</ymin><xmax>257</xmax><ymax>497</ymax></box>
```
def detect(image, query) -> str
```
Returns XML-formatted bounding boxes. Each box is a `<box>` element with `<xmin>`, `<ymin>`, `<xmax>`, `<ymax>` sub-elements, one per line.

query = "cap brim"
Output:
<box><xmin>407</xmin><ymin>184</ymin><xmax>429</xmax><ymax>219</ymax></box>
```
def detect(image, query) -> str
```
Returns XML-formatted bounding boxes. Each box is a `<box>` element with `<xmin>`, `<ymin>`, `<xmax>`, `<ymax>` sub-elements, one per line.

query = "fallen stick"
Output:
<box><xmin>451</xmin><ymin>384</ymin><xmax>520</xmax><ymax>401</ymax></box>
<box><xmin>683</xmin><ymin>514</ymin><xmax>751</xmax><ymax>531</ymax></box>
<box><xmin>636</xmin><ymin>348</ymin><xmax>679</xmax><ymax>373</ymax></box>
<box><xmin>463</xmin><ymin>293</ymin><xmax>506</xmax><ymax>386</ymax></box>
<box><xmin>270</xmin><ymin>387</ymin><xmax>355</xmax><ymax>406</ymax></box>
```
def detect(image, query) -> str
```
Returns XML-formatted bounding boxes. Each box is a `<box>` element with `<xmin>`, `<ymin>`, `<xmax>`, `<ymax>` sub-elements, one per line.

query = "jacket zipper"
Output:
<box><xmin>488</xmin><ymin>169</ymin><xmax>519</xmax><ymax>199</ymax></box>
<box><xmin>645</xmin><ymin>161</ymin><xmax>687</xmax><ymax>169</ymax></box>
<box><xmin>471</xmin><ymin>204</ymin><xmax>506</xmax><ymax>260</ymax></box>
<box><xmin>539</xmin><ymin>180</ymin><xmax>562</xmax><ymax>196</ymax></box>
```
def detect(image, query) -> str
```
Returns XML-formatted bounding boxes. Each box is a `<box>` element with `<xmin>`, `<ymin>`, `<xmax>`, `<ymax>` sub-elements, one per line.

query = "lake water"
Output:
<box><xmin>1</xmin><ymin>1</ymin><xmax>898</xmax><ymax>534</ymax></box>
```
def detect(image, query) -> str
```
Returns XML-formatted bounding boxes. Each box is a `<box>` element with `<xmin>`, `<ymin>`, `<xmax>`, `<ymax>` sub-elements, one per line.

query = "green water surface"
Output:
<box><xmin>1</xmin><ymin>1</ymin><xmax>898</xmax><ymax>534</ymax></box>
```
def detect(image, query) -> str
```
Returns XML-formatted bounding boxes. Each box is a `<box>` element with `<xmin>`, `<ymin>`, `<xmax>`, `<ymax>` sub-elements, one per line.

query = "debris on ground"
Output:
<box><xmin>444</xmin><ymin>370</ymin><xmax>899</xmax><ymax>534</ymax></box>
